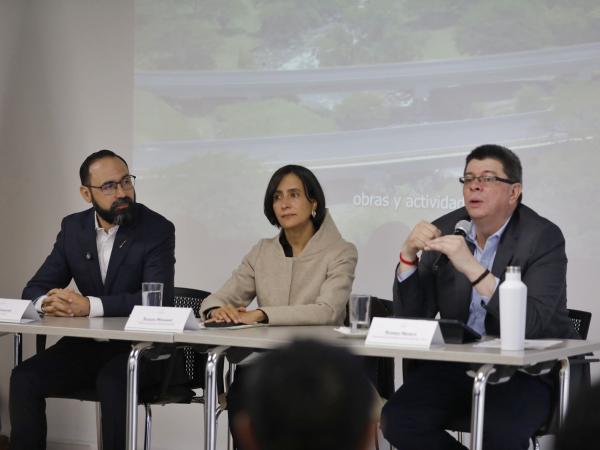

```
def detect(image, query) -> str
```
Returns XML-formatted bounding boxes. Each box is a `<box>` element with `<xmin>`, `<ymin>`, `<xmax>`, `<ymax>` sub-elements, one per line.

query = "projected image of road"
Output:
<box><xmin>133</xmin><ymin>0</ymin><xmax>600</xmax><ymax>295</ymax></box>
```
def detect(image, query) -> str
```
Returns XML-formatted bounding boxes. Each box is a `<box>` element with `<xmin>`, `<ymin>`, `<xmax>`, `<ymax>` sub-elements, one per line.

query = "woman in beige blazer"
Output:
<box><xmin>201</xmin><ymin>164</ymin><xmax>358</xmax><ymax>326</ymax></box>
<box><xmin>201</xmin><ymin>165</ymin><xmax>359</xmax><ymax>445</ymax></box>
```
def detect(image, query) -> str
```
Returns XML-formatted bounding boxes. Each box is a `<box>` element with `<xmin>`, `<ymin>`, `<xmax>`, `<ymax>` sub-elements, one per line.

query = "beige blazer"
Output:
<box><xmin>200</xmin><ymin>211</ymin><xmax>357</xmax><ymax>325</ymax></box>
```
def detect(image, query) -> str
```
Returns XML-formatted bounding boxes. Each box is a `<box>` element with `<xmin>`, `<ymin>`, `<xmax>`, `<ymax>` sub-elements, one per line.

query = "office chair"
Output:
<box><xmin>344</xmin><ymin>297</ymin><xmax>396</xmax><ymax>450</ymax></box>
<box><xmin>529</xmin><ymin>308</ymin><xmax>597</xmax><ymax>450</ymax></box>
<box><xmin>407</xmin><ymin>308</ymin><xmax>596</xmax><ymax>449</ymax></box>
<box><xmin>344</xmin><ymin>297</ymin><xmax>396</xmax><ymax>401</ymax></box>
<box><xmin>139</xmin><ymin>287</ymin><xmax>225</xmax><ymax>450</ymax></box>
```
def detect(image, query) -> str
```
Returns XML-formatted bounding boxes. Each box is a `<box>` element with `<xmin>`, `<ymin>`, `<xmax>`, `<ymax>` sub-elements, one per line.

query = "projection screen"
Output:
<box><xmin>133</xmin><ymin>0</ymin><xmax>600</xmax><ymax>304</ymax></box>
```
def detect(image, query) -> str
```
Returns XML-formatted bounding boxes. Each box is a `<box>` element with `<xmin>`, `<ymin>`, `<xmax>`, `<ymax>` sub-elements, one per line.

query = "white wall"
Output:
<box><xmin>0</xmin><ymin>0</ymin><xmax>134</xmax><ymax>447</ymax></box>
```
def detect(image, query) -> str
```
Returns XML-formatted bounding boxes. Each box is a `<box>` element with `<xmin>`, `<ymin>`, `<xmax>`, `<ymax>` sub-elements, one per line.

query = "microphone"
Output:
<box><xmin>432</xmin><ymin>220</ymin><xmax>471</xmax><ymax>272</ymax></box>
<box><xmin>84</xmin><ymin>252</ymin><xmax>93</xmax><ymax>261</ymax></box>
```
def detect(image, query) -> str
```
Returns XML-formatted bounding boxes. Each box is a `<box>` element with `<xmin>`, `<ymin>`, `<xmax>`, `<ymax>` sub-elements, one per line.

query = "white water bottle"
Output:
<box><xmin>499</xmin><ymin>266</ymin><xmax>527</xmax><ymax>350</ymax></box>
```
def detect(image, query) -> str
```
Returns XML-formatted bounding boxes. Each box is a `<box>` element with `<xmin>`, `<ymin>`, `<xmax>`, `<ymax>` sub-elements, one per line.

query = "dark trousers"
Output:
<box><xmin>226</xmin><ymin>365</ymin><xmax>245</xmax><ymax>450</ymax></box>
<box><xmin>9</xmin><ymin>337</ymin><xmax>164</xmax><ymax>450</ymax></box>
<box><xmin>381</xmin><ymin>361</ymin><xmax>552</xmax><ymax>450</ymax></box>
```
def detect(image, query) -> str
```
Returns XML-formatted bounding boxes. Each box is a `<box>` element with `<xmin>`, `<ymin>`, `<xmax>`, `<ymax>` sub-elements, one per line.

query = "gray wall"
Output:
<box><xmin>0</xmin><ymin>3</ymin><xmax>223</xmax><ymax>448</ymax></box>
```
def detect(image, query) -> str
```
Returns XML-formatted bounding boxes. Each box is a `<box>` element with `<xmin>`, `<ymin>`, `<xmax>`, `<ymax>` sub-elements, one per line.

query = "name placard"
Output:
<box><xmin>366</xmin><ymin>317</ymin><xmax>444</xmax><ymax>348</ymax></box>
<box><xmin>125</xmin><ymin>306</ymin><xmax>201</xmax><ymax>332</ymax></box>
<box><xmin>0</xmin><ymin>298</ymin><xmax>40</xmax><ymax>323</ymax></box>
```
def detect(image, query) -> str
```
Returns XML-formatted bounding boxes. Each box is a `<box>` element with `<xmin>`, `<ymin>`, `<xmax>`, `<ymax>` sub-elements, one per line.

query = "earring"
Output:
<box><xmin>311</xmin><ymin>210</ymin><xmax>316</xmax><ymax>218</ymax></box>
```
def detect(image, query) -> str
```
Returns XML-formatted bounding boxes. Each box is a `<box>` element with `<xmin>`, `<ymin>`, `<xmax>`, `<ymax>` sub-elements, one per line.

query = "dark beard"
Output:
<box><xmin>92</xmin><ymin>196</ymin><xmax>137</xmax><ymax>226</ymax></box>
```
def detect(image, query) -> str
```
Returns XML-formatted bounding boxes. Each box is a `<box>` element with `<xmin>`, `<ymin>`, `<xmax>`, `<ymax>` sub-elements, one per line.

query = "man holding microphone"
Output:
<box><xmin>382</xmin><ymin>144</ymin><xmax>576</xmax><ymax>450</ymax></box>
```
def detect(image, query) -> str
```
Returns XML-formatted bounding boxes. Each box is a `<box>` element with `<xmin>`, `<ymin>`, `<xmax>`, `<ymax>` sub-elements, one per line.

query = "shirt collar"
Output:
<box><xmin>95</xmin><ymin>213</ymin><xmax>119</xmax><ymax>236</ymax></box>
<box><xmin>467</xmin><ymin>216</ymin><xmax>511</xmax><ymax>250</ymax></box>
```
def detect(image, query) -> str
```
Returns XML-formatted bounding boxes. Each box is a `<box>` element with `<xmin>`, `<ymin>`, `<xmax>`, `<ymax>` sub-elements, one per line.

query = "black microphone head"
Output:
<box><xmin>433</xmin><ymin>220</ymin><xmax>470</xmax><ymax>273</ymax></box>
<box><xmin>454</xmin><ymin>220</ymin><xmax>472</xmax><ymax>237</ymax></box>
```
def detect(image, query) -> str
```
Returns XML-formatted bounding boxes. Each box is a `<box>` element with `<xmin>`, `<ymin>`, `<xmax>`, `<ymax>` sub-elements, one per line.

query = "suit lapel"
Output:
<box><xmin>485</xmin><ymin>211</ymin><xmax>520</xmax><ymax>334</ymax></box>
<box><xmin>78</xmin><ymin>210</ymin><xmax>104</xmax><ymax>290</ymax></box>
<box><xmin>491</xmin><ymin>212</ymin><xmax>519</xmax><ymax>279</ymax></box>
<box><xmin>104</xmin><ymin>224</ymin><xmax>136</xmax><ymax>294</ymax></box>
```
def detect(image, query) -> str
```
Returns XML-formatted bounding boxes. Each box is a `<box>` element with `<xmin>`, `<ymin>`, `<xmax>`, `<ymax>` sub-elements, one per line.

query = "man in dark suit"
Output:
<box><xmin>9</xmin><ymin>150</ymin><xmax>175</xmax><ymax>450</ymax></box>
<box><xmin>382</xmin><ymin>145</ymin><xmax>576</xmax><ymax>450</ymax></box>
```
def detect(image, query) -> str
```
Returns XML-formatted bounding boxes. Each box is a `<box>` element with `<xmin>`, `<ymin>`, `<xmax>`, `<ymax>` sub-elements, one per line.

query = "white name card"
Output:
<box><xmin>125</xmin><ymin>306</ymin><xmax>201</xmax><ymax>332</ymax></box>
<box><xmin>366</xmin><ymin>317</ymin><xmax>444</xmax><ymax>348</ymax></box>
<box><xmin>0</xmin><ymin>298</ymin><xmax>40</xmax><ymax>323</ymax></box>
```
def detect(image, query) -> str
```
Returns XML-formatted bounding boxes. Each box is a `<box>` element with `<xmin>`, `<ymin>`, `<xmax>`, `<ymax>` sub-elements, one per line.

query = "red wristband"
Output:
<box><xmin>399</xmin><ymin>252</ymin><xmax>419</xmax><ymax>266</ymax></box>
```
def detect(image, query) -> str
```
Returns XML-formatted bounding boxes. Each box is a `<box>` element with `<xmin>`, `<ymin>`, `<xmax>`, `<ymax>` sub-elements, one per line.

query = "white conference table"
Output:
<box><xmin>173</xmin><ymin>325</ymin><xmax>600</xmax><ymax>450</ymax></box>
<box><xmin>0</xmin><ymin>317</ymin><xmax>225</xmax><ymax>450</ymax></box>
<box><xmin>2</xmin><ymin>319</ymin><xmax>599</xmax><ymax>450</ymax></box>
<box><xmin>0</xmin><ymin>317</ymin><xmax>175</xmax><ymax>374</ymax></box>
<box><xmin>0</xmin><ymin>316</ymin><xmax>173</xmax><ymax>343</ymax></box>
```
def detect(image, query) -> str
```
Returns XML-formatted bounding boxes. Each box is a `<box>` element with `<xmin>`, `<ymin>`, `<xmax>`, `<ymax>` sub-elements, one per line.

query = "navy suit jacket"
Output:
<box><xmin>22</xmin><ymin>203</ymin><xmax>175</xmax><ymax>317</ymax></box>
<box><xmin>394</xmin><ymin>203</ymin><xmax>577</xmax><ymax>339</ymax></box>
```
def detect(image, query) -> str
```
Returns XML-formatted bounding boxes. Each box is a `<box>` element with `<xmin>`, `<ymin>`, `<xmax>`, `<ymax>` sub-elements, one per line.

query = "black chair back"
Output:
<box><xmin>172</xmin><ymin>287</ymin><xmax>211</xmax><ymax>388</ymax></box>
<box><xmin>369</xmin><ymin>297</ymin><xmax>395</xmax><ymax>399</ymax></box>
<box><xmin>174</xmin><ymin>287</ymin><xmax>210</xmax><ymax>316</ymax></box>
<box><xmin>343</xmin><ymin>296</ymin><xmax>393</xmax><ymax>326</ymax></box>
<box><xmin>344</xmin><ymin>296</ymin><xmax>395</xmax><ymax>400</ymax></box>
<box><xmin>567</xmin><ymin>308</ymin><xmax>592</xmax><ymax>340</ymax></box>
<box><xmin>532</xmin><ymin>309</ymin><xmax>594</xmax><ymax>441</ymax></box>
<box><xmin>407</xmin><ymin>308</ymin><xmax>595</xmax><ymax>442</ymax></box>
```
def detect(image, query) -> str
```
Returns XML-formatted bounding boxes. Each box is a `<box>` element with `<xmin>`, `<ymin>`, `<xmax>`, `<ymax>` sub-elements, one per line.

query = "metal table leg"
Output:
<box><xmin>227</xmin><ymin>362</ymin><xmax>238</xmax><ymax>450</ymax></box>
<box><xmin>558</xmin><ymin>358</ymin><xmax>570</xmax><ymax>428</ymax></box>
<box><xmin>126</xmin><ymin>342</ymin><xmax>155</xmax><ymax>450</ymax></box>
<box><xmin>14</xmin><ymin>333</ymin><xmax>22</xmax><ymax>366</ymax></box>
<box><xmin>205</xmin><ymin>346</ymin><xmax>228</xmax><ymax>450</ymax></box>
<box><xmin>470</xmin><ymin>364</ymin><xmax>496</xmax><ymax>450</ymax></box>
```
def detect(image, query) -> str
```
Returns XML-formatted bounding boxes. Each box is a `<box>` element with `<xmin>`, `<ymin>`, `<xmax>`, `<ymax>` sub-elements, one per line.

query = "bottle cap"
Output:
<box><xmin>506</xmin><ymin>266</ymin><xmax>521</xmax><ymax>274</ymax></box>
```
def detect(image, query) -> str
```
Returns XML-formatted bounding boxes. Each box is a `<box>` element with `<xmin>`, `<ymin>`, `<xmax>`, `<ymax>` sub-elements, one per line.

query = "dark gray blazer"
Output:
<box><xmin>22</xmin><ymin>203</ymin><xmax>175</xmax><ymax>316</ymax></box>
<box><xmin>393</xmin><ymin>203</ymin><xmax>577</xmax><ymax>339</ymax></box>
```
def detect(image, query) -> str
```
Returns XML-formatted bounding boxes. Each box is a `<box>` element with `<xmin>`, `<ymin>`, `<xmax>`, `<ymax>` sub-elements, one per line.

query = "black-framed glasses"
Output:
<box><xmin>459</xmin><ymin>175</ymin><xmax>516</xmax><ymax>186</ymax></box>
<box><xmin>84</xmin><ymin>175</ymin><xmax>136</xmax><ymax>196</ymax></box>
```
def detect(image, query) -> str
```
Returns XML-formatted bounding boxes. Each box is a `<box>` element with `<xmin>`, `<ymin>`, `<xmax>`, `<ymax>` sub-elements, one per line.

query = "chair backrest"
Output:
<box><xmin>343</xmin><ymin>296</ymin><xmax>394</xmax><ymax>326</ymax></box>
<box><xmin>371</xmin><ymin>296</ymin><xmax>394</xmax><ymax>319</ymax></box>
<box><xmin>567</xmin><ymin>308</ymin><xmax>592</xmax><ymax>340</ymax></box>
<box><xmin>370</xmin><ymin>297</ymin><xmax>395</xmax><ymax>399</ymax></box>
<box><xmin>531</xmin><ymin>308</ymin><xmax>593</xmax><ymax>440</ymax></box>
<box><xmin>173</xmin><ymin>287</ymin><xmax>211</xmax><ymax>387</ymax></box>
<box><xmin>344</xmin><ymin>296</ymin><xmax>396</xmax><ymax>399</ymax></box>
<box><xmin>174</xmin><ymin>287</ymin><xmax>211</xmax><ymax>317</ymax></box>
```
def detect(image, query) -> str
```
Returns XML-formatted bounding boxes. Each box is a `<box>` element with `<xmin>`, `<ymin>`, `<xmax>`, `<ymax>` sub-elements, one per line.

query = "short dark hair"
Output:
<box><xmin>263</xmin><ymin>165</ymin><xmax>326</xmax><ymax>229</ymax></box>
<box><xmin>465</xmin><ymin>144</ymin><xmax>522</xmax><ymax>183</ymax></box>
<box><xmin>241</xmin><ymin>340</ymin><xmax>374</xmax><ymax>450</ymax></box>
<box><xmin>79</xmin><ymin>149</ymin><xmax>128</xmax><ymax>185</ymax></box>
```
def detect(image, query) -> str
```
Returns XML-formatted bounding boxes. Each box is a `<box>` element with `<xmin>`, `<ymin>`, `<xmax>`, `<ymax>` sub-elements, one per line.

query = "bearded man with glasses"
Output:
<box><xmin>9</xmin><ymin>149</ymin><xmax>176</xmax><ymax>450</ymax></box>
<box><xmin>382</xmin><ymin>144</ymin><xmax>578</xmax><ymax>450</ymax></box>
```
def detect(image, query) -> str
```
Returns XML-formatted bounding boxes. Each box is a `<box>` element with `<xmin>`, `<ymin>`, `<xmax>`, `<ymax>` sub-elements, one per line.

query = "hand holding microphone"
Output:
<box><xmin>402</xmin><ymin>219</ymin><xmax>494</xmax><ymax>293</ymax></box>
<box><xmin>400</xmin><ymin>219</ymin><xmax>473</xmax><ymax>274</ymax></box>
<box><xmin>430</xmin><ymin>220</ymin><xmax>472</xmax><ymax>272</ymax></box>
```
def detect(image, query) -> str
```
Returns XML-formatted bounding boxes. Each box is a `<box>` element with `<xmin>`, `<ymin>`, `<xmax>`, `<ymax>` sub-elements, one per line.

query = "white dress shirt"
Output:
<box><xmin>35</xmin><ymin>214</ymin><xmax>119</xmax><ymax>317</ymax></box>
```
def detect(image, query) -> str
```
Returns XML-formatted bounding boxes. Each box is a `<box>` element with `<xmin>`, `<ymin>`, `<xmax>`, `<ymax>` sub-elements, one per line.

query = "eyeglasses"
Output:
<box><xmin>84</xmin><ymin>175</ymin><xmax>136</xmax><ymax>196</ymax></box>
<box><xmin>459</xmin><ymin>175</ymin><xmax>515</xmax><ymax>186</ymax></box>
